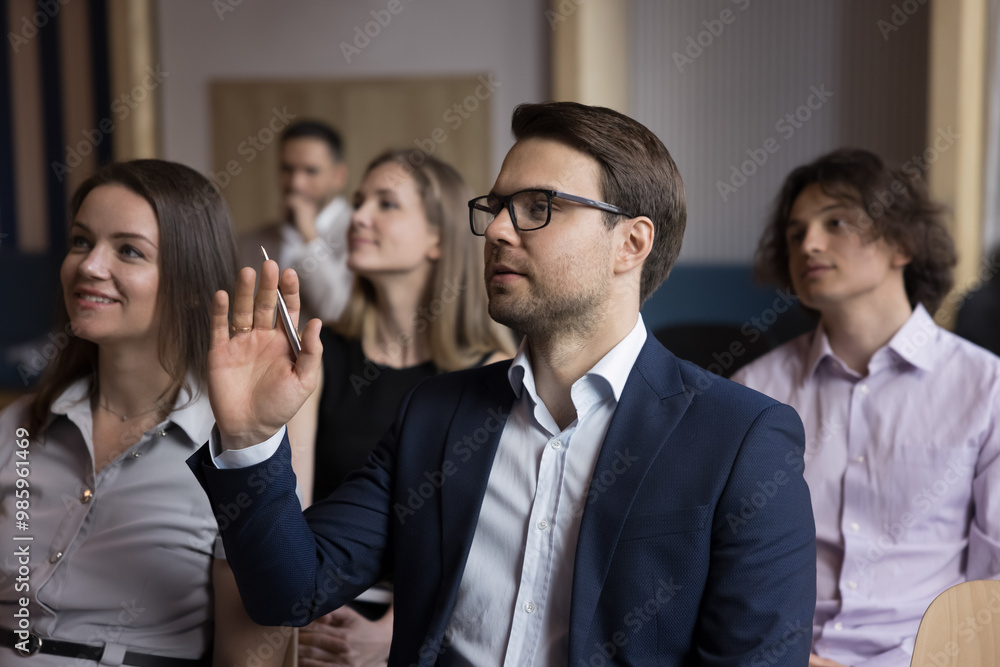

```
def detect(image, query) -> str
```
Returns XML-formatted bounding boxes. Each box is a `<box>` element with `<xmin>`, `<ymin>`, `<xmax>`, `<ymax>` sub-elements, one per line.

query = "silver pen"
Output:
<box><xmin>260</xmin><ymin>246</ymin><xmax>302</xmax><ymax>359</ymax></box>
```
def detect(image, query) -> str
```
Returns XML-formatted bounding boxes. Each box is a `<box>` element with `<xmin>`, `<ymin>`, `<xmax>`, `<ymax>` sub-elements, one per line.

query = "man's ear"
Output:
<box><xmin>614</xmin><ymin>216</ymin><xmax>654</xmax><ymax>275</ymax></box>
<box><xmin>890</xmin><ymin>243</ymin><xmax>912</xmax><ymax>269</ymax></box>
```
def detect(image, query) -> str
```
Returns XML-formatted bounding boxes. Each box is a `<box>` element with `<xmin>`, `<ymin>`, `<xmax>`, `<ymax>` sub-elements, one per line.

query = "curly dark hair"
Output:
<box><xmin>755</xmin><ymin>148</ymin><xmax>956</xmax><ymax>316</ymax></box>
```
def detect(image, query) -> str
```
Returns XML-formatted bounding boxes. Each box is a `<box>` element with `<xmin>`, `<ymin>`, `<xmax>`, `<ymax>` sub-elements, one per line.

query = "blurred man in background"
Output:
<box><xmin>239</xmin><ymin>120</ymin><xmax>352</xmax><ymax>322</ymax></box>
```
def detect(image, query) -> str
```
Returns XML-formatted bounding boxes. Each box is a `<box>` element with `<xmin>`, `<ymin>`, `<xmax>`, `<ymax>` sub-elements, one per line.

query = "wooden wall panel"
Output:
<box><xmin>210</xmin><ymin>77</ymin><xmax>492</xmax><ymax>233</ymax></box>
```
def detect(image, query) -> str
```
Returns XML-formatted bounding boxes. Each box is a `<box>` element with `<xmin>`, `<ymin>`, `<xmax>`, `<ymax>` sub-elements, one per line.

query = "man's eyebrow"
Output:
<box><xmin>488</xmin><ymin>186</ymin><xmax>556</xmax><ymax>197</ymax></box>
<box><xmin>71</xmin><ymin>222</ymin><xmax>157</xmax><ymax>246</ymax></box>
<box><xmin>788</xmin><ymin>202</ymin><xmax>854</xmax><ymax>225</ymax></box>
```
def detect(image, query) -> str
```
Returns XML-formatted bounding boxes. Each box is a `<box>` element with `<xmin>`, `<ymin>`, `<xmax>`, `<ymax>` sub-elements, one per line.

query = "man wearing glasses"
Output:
<box><xmin>190</xmin><ymin>102</ymin><xmax>816</xmax><ymax>666</ymax></box>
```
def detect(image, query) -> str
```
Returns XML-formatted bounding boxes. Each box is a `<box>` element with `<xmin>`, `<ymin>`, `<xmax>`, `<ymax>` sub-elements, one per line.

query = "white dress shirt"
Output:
<box><xmin>212</xmin><ymin>316</ymin><xmax>648</xmax><ymax>666</ymax></box>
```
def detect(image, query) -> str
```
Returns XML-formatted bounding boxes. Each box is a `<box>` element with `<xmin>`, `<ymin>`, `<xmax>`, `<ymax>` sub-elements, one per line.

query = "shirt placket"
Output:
<box><xmin>41</xmin><ymin>430</ymin><xmax>158</xmax><ymax>610</ymax></box>
<box><xmin>505</xmin><ymin>428</ymin><xmax>572</xmax><ymax>666</ymax></box>
<box><xmin>829</xmin><ymin>375</ymin><xmax>873</xmax><ymax>637</ymax></box>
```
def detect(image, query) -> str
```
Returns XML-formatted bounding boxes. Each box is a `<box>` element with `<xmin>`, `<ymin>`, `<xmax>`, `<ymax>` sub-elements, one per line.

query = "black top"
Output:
<box><xmin>313</xmin><ymin>328</ymin><xmax>438</xmax><ymax>501</ymax></box>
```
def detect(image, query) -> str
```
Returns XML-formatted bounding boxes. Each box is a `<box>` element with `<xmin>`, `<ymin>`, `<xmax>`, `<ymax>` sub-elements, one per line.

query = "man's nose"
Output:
<box><xmin>484</xmin><ymin>204</ymin><xmax>518</xmax><ymax>246</ymax></box>
<box><xmin>801</xmin><ymin>223</ymin><xmax>826</xmax><ymax>253</ymax></box>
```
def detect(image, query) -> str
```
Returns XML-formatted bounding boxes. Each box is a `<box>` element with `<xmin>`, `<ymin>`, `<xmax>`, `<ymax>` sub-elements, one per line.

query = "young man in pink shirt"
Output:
<box><xmin>733</xmin><ymin>148</ymin><xmax>1000</xmax><ymax>667</ymax></box>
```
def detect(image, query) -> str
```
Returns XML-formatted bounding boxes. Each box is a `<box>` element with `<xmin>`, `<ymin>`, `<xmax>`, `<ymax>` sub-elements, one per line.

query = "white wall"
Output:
<box><xmin>633</xmin><ymin>0</ymin><xmax>930</xmax><ymax>263</ymax></box>
<box><xmin>157</xmin><ymin>0</ymin><xmax>549</xmax><ymax>180</ymax></box>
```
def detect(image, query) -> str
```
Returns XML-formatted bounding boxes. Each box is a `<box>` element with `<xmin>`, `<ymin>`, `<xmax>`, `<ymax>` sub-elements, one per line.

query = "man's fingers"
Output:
<box><xmin>210</xmin><ymin>290</ymin><xmax>231</xmax><ymax>349</ymax></box>
<box><xmin>253</xmin><ymin>260</ymin><xmax>279</xmax><ymax>330</ymax></box>
<box><xmin>296</xmin><ymin>318</ymin><xmax>325</xmax><ymax>390</ymax></box>
<box><xmin>232</xmin><ymin>268</ymin><xmax>256</xmax><ymax>333</ymax></box>
<box><xmin>279</xmin><ymin>268</ymin><xmax>303</xmax><ymax>330</ymax></box>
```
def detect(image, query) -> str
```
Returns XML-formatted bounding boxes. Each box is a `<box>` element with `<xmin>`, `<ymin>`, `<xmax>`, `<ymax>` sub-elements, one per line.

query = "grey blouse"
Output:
<box><xmin>0</xmin><ymin>377</ymin><xmax>222</xmax><ymax>663</ymax></box>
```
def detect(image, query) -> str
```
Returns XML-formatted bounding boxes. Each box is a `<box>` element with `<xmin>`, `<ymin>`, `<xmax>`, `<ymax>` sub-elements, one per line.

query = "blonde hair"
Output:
<box><xmin>335</xmin><ymin>150</ymin><xmax>515</xmax><ymax>371</ymax></box>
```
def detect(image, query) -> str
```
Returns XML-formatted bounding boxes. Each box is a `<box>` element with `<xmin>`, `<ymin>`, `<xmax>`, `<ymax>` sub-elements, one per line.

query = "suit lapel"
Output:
<box><xmin>568</xmin><ymin>338</ymin><xmax>694</xmax><ymax>663</ymax></box>
<box><xmin>420</xmin><ymin>364</ymin><xmax>515</xmax><ymax>663</ymax></box>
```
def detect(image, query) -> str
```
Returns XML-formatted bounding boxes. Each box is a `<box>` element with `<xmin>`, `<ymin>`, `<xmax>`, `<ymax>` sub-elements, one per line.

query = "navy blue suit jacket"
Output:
<box><xmin>189</xmin><ymin>335</ymin><xmax>816</xmax><ymax>666</ymax></box>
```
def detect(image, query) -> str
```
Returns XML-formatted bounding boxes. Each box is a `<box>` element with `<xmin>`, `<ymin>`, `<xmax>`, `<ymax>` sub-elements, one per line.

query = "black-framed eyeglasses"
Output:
<box><xmin>468</xmin><ymin>189</ymin><xmax>634</xmax><ymax>236</ymax></box>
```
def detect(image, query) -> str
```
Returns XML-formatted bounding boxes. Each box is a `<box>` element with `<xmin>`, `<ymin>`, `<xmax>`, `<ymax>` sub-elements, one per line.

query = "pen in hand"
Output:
<box><xmin>260</xmin><ymin>246</ymin><xmax>302</xmax><ymax>359</ymax></box>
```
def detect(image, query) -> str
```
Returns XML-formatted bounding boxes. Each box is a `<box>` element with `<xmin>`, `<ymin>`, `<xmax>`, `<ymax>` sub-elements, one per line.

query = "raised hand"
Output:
<box><xmin>208</xmin><ymin>260</ymin><xmax>323</xmax><ymax>450</ymax></box>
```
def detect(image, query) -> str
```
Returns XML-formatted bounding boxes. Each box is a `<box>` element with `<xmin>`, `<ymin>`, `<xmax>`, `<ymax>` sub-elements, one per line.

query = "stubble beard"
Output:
<box><xmin>487</xmin><ymin>272</ymin><xmax>609</xmax><ymax>343</ymax></box>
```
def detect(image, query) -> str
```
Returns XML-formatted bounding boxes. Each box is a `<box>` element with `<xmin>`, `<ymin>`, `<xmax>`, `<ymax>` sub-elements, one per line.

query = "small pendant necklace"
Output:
<box><xmin>98</xmin><ymin>400</ymin><xmax>163</xmax><ymax>422</ymax></box>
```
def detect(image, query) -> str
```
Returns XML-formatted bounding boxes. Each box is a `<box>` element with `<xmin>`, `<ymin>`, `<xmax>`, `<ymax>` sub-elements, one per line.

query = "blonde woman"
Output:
<box><xmin>290</xmin><ymin>150</ymin><xmax>514</xmax><ymax>667</ymax></box>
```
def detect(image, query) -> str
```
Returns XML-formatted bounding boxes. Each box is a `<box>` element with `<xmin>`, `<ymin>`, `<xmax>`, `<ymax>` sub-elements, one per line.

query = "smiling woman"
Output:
<box><xmin>0</xmin><ymin>160</ymin><xmax>289</xmax><ymax>666</ymax></box>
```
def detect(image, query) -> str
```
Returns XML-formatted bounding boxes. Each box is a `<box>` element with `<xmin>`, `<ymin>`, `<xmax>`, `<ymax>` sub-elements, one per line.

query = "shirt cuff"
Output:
<box><xmin>210</xmin><ymin>426</ymin><xmax>286</xmax><ymax>469</ymax></box>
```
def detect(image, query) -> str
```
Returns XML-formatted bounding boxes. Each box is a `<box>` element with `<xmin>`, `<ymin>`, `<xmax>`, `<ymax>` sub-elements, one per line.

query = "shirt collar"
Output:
<box><xmin>507</xmin><ymin>314</ymin><xmax>648</xmax><ymax>406</ymax></box>
<box><xmin>802</xmin><ymin>325</ymin><xmax>836</xmax><ymax>384</ymax></box>
<box><xmin>885</xmin><ymin>303</ymin><xmax>939</xmax><ymax>372</ymax></box>
<box><xmin>51</xmin><ymin>373</ymin><xmax>214</xmax><ymax>447</ymax></box>
<box><xmin>801</xmin><ymin>303</ymin><xmax>939</xmax><ymax>384</ymax></box>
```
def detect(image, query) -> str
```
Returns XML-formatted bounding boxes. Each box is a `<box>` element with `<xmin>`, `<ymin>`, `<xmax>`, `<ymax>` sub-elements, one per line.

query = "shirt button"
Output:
<box><xmin>850</xmin><ymin>522</ymin><xmax>860</xmax><ymax>532</ymax></box>
<box><xmin>130</xmin><ymin>450</ymin><xmax>143</xmax><ymax>458</ymax></box>
<box><xmin>859</xmin><ymin>384</ymin><xmax>870</xmax><ymax>394</ymax></box>
<box><xmin>50</xmin><ymin>551</ymin><xmax>64</xmax><ymax>563</ymax></box>
<box><xmin>156</xmin><ymin>430</ymin><xmax>167</xmax><ymax>437</ymax></box>
<box><xmin>848</xmin><ymin>581</ymin><xmax>858</xmax><ymax>590</ymax></box>
<box><xmin>834</xmin><ymin>622</ymin><xmax>843</xmax><ymax>631</ymax></box>
<box><xmin>551</xmin><ymin>440</ymin><xmax>562</xmax><ymax>450</ymax></box>
<box><xmin>855</xmin><ymin>455</ymin><xmax>865</xmax><ymax>463</ymax></box>
<box><xmin>81</xmin><ymin>489</ymin><xmax>93</xmax><ymax>503</ymax></box>
<box><xmin>523</xmin><ymin>601</ymin><xmax>536</xmax><ymax>614</ymax></box>
<box><xmin>537</xmin><ymin>519</ymin><xmax>549</xmax><ymax>531</ymax></box>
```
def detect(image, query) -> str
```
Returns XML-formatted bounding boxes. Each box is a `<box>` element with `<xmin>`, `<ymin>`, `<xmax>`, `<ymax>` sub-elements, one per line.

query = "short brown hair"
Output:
<box><xmin>510</xmin><ymin>102</ymin><xmax>686</xmax><ymax>305</ymax></box>
<box><xmin>336</xmin><ymin>150</ymin><xmax>515</xmax><ymax>371</ymax></box>
<box><xmin>755</xmin><ymin>148</ymin><xmax>956</xmax><ymax>316</ymax></box>
<box><xmin>30</xmin><ymin>159</ymin><xmax>238</xmax><ymax>432</ymax></box>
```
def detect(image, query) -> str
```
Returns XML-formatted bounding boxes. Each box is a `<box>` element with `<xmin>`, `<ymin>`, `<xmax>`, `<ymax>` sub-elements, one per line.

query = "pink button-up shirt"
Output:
<box><xmin>733</xmin><ymin>305</ymin><xmax>1000</xmax><ymax>667</ymax></box>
